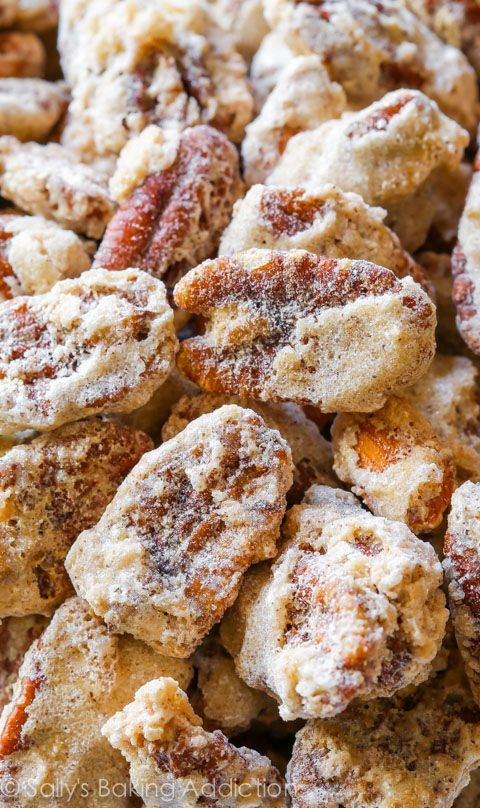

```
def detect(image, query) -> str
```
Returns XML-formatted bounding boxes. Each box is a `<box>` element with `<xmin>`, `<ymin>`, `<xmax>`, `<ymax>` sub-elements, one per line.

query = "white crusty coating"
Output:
<box><xmin>0</xmin><ymin>79</ymin><xmax>68</xmax><ymax>141</ymax></box>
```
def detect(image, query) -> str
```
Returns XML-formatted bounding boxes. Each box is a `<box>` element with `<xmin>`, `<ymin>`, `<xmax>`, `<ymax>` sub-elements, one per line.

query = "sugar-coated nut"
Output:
<box><xmin>0</xmin><ymin>268</ymin><xmax>177</xmax><ymax>434</ymax></box>
<box><xmin>95</xmin><ymin>125</ymin><xmax>243</xmax><ymax>292</ymax></box>
<box><xmin>0</xmin><ymin>138</ymin><xmax>115</xmax><ymax>238</ymax></box>
<box><xmin>242</xmin><ymin>56</ymin><xmax>346</xmax><ymax>185</ymax></box>
<box><xmin>0</xmin><ymin>79</ymin><xmax>69</xmax><ymax>141</ymax></box>
<box><xmin>0</xmin><ymin>615</ymin><xmax>49</xmax><ymax>712</ymax></box>
<box><xmin>287</xmin><ymin>652</ymin><xmax>480</xmax><ymax>808</ymax></box>
<box><xmin>399</xmin><ymin>354</ymin><xmax>480</xmax><ymax>483</ymax></box>
<box><xmin>0</xmin><ymin>0</ymin><xmax>58</xmax><ymax>32</ymax></box>
<box><xmin>264</xmin><ymin>0</ymin><xmax>478</xmax><ymax>132</ymax></box>
<box><xmin>162</xmin><ymin>392</ymin><xmax>336</xmax><ymax>504</ymax></box>
<box><xmin>452</xmin><ymin>159</ymin><xmax>480</xmax><ymax>355</ymax></box>
<box><xmin>175</xmin><ymin>249</ymin><xmax>436</xmax><ymax>413</ymax></box>
<box><xmin>66</xmin><ymin>405</ymin><xmax>293</xmax><ymax>657</ymax></box>
<box><xmin>219</xmin><ymin>184</ymin><xmax>431</xmax><ymax>293</ymax></box>
<box><xmin>332</xmin><ymin>396</ymin><xmax>456</xmax><ymax>533</ymax></box>
<box><xmin>0</xmin><ymin>598</ymin><xmax>192</xmax><ymax>807</ymax></box>
<box><xmin>0</xmin><ymin>32</ymin><xmax>45</xmax><ymax>79</ymax></box>
<box><xmin>405</xmin><ymin>0</ymin><xmax>480</xmax><ymax>77</ymax></box>
<box><xmin>0</xmin><ymin>419</ymin><xmax>153</xmax><ymax>618</ymax></box>
<box><xmin>0</xmin><ymin>212</ymin><xmax>93</xmax><ymax>301</ymax></box>
<box><xmin>221</xmin><ymin>485</ymin><xmax>447</xmax><ymax>721</ymax></box>
<box><xmin>101</xmin><ymin>676</ymin><xmax>288</xmax><ymax>808</ymax></box>
<box><xmin>444</xmin><ymin>482</ymin><xmax>480</xmax><ymax>706</ymax></box>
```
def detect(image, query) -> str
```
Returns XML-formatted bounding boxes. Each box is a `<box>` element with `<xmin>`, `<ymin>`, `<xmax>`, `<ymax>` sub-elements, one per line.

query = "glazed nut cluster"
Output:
<box><xmin>2</xmin><ymin>2</ymin><xmax>480</xmax><ymax>808</ymax></box>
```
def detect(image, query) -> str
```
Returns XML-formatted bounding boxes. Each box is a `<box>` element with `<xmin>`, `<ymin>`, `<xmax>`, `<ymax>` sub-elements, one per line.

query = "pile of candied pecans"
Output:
<box><xmin>2</xmin><ymin>1</ymin><xmax>480</xmax><ymax>806</ymax></box>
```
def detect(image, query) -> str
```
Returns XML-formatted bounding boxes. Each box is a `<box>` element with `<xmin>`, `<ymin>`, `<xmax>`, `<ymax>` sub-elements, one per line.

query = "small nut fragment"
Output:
<box><xmin>269</xmin><ymin>90</ymin><xmax>468</xmax><ymax>252</ymax></box>
<box><xmin>0</xmin><ymin>597</ymin><xmax>192</xmax><ymax>806</ymax></box>
<box><xmin>0</xmin><ymin>138</ymin><xmax>115</xmax><ymax>238</ymax></box>
<box><xmin>66</xmin><ymin>405</ymin><xmax>293</xmax><ymax>657</ymax></box>
<box><xmin>0</xmin><ymin>615</ymin><xmax>49</xmax><ymax>712</ymax></box>
<box><xmin>95</xmin><ymin>125</ymin><xmax>243</xmax><ymax>291</ymax></box>
<box><xmin>287</xmin><ymin>652</ymin><xmax>480</xmax><ymax>808</ymax></box>
<box><xmin>0</xmin><ymin>212</ymin><xmax>92</xmax><ymax>301</ymax></box>
<box><xmin>221</xmin><ymin>485</ymin><xmax>447</xmax><ymax>720</ymax></box>
<box><xmin>219</xmin><ymin>184</ymin><xmax>431</xmax><ymax>292</ymax></box>
<box><xmin>444</xmin><ymin>481</ymin><xmax>480</xmax><ymax>706</ymax></box>
<box><xmin>0</xmin><ymin>418</ymin><xmax>153</xmax><ymax>618</ymax></box>
<box><xmin>400</xmin><ymin>354</ymin><xmax>480</xmax><ymax>483</ymax></box>
<box><xmin>0</xmin><ymin>32</ymin><xmax>45</xmax><ymax>78</ymax></box>
<box><xmin>0</xmin><ymin>268</ymin><xmax>177</xmax><ymax>434</ymax></box>
<box><xmin>0</xmin><ymin>79</ymin><xmax>68</xmax><ymax>141</ymax></box>
<box><xmin>162</xmin><ymin>392</ymin><xmax>336</xmax><ymax>504</ymax></box>
<box><xmin>175</xmin><ymin>249</ymin><xmax>436</xmax><ymax>413</ymax></box>
<box><xmin>101</xmin><ymin>677</ymin><xmax>288</xmax><ymax>808</ymax></box>
<box><xmin>242</xmin><ymin>56</ymin><xmax>346</xmax><ymax>185</ymax></box>
<box><xmin>332</xmin><ymin>396</ymin><xmax>456</xmax><ymax>534</ymax></box>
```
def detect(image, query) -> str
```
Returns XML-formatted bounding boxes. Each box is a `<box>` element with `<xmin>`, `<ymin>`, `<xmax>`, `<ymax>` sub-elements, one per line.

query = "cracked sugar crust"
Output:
<box><xmin>0</xmin><ymin>615</ymin><xmax>49</xmax><ymax>712</ymax></box>
<box><xmin>219</xmin><ymin>184</ymin><xmax>431</xmax><ymax>293</ymax></box>
<box><xmin>95</xmin><ymin>125</ymin><xmax>243</xmax><ymax>292</ymax></box>
<box><xmin>0</xmin><ymin>267</ymin><xmax>178</xmax><ymax>434</ymax></box>
<box><xmin>58</xmin><ymin>0</ymin><xmax>254</xmax><ymax>160</ymax></box>
<box><xmin>263</xmin><ymin>0</ymin><xmax>478</xmax><ymax>133</ymax></box>
<box><xmin>0</xmin><ymin>597</ymin><xmax>192</xmax><ymax>808</ymax></box>
<box><xmin>0</xmin><ymin>212</ymin><xmax>93</xmax><ymax>302</ymax></box>
<box><xmin>162</xmin><ymin>393</ymin><xmax>336</xmax><ymax>505</ymax></box>
<box><xmin>0</xmin><ymin>79</ymin><xmax>68</xmax><ymax>141</ymax></box>
<box><xmin>444</xmin><ymin>482</ymin><xmax>480</xmax><ymax>707</ymax></box>
<box><xmin>268</xmin><ymin>91</ymin><xmax>468</xmax><ymax>235</ymax></box>
<box><xmin>220</xmin><ymin>485</ymin><xmax>448</xmax><ymax>721</ymax></box>
<box><xmin>102</xmin><ymin>677</ymin><xmax>288</xmax><ymax>808</ymax></box>
<box><xmin>0</xmin><ymin>138</ymin><xmax>115</xmax><ymax>239</ymax></box>
<box><xmin>0</xmin><ymin>0</ymin><xmax>58</xmax><ymax>32</ymax></box>
<box><xmin>452</xmin><ymin>157</ymin><xmax>480</xmax><ymax>355</ymax></box>
<box><xmin>287</xmin><ymin>653</ymin><xmax>480</xmax><ymax>808</ymax></box>
<box><xmin>242</xmin><ymin>56</ymin><xmax>346</xmax><ymax>186</ymax></box>
<box><xmin>0</xmin><ymin>418</ymin><xmax>153</xmax><ymax>618</ymax></box>
<box><xmin>406</xmin><ymin>0</ymin><xmax>480</xmax><ymax>77</ymax></box>
<box><xmin>332</xmin><ymin>395</ymin><xmax>456</xmax><ymax>534</ymax></box>
<box><xmin>174</xmin><ymin>249</ymin><xmax>436</xmax><ymax>413</ymax></box>
<box><xmin>66</xmin><ymin>405</ymin><xmax>293</xmax><ymax>658</ymax></box>
<box><xmin>399</xmin><ymin>354</ymin><xmax>480</xmax><ymax>483</ymax></box>
<box><xmin>0</xmin><ymin>32</ymin><xmax>45</xmax><ymax>79</ymax></box>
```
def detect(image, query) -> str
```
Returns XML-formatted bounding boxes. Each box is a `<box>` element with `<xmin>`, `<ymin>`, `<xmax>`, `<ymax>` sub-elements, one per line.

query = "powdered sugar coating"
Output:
<box><xmin>0</xmin><ymin>212</ymin><xmax>93</xmax><ymax>301</ymax></box>
<box><xmin>208</xmin><ymin>0</ymin><xmax>268</xmax><ymax>61</ymax></box>
<box><xmin>264</xmin><ymin>0</ymin><xmax>478</xmax><ymax>132</ymax></box>
<box><xmin>66</xmin><ymin>405</ymin><xmax>293</xmax><ymax>657</ymax></box>
<box><xmin>219</xmin><ymin>184</ymin><xmax>430</xmax><ymax>292</ymax></box>
<box><xmin>332</xmin><ymin>395</ymin><xmax>456</xmax><ymax>534</ymax></box>
<box><xmin>221</xmin><ymin>485</ymin><xmax>447</xmax><ymax>721</ymax></box>
<box><xmin>0</xmin><ymin>267</ymin><xmax>177</xmax><ymax>434</ymax></box>
<box><xmin>0</xmin><ymin>138</ymin><xmax>115</xmax><ymax>238</ymax></box>
<box><xmin>0</xmin><ymin>419</ymin><xmax>153</xmax><ymax>618</ymax></box>
<box><xmin>287</xmin><ymin>654</ymin><xmax>480</xmax><ymax>808</ymax></box>
<box><xmin>0</xmin><ymin>598</ymin><xmax>192</xmax><ymax>808</ymax></box>
<box><xmin>0</xmin><ymin>79</ymin><xmax>68</xmax><ymax>141</ymax></box>
<box><xmin>242</xmin><ymin>56</ymin><xmax>346</xmax><ymax>185</ymax></box>
<box><xmin>95</xmin><ymin>125</ymin><xmax>243</xmax><ymax>292</ymax></box>
<box><xmin>406</xmin><ymin>0</ymin><xmax>480</xmax><ymax>77</ymax></box>
<box><xmin>444</xmin><ymin>481</ymin><xmax>480</xmax><ymax>706</ymax></box>
<box><xmin>175</xmin><ymin>249</ymin><xmax>436</xmax><ymax>413</ymax></box>
<box><xmin>102</xmin><ymin>677</ymin><xmax>288</xmax><ymax>807</ymax></box>
<box><xmin>162</xmin><ymin>393</ymin><xmax>336</xmax><ymax>504</ymax></box>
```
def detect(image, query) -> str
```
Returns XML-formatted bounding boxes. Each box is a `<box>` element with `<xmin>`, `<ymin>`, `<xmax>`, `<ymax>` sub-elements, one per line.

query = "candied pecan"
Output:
<box><xmin>0</xmin><ymin>268</ymin><xmax>177</xmax><ymax>433</ymax></box>
<box><xmin>287</xmin><ymin>651</ymin><xmax>480</xmax><ymax>807</ymax></box>
<box><xmin>452</xmin><ymin>160</ymin><xmax>480</xmax><ymax>355</ymax></box>
<box><xmin>95</xmin><ymin>125</ymin><xmax>242</xmax><ymax>291</ymax></box>
<box><xmin>0</xmin><ymin>418</ymin><xmax>153</xmax><ymax>617</ymax></box>
<box><xmin>0</xmin><ymin>597</ymin><xmax>192</xmax><ymax>808</ymax></box>
<box><xmin>102</xmin><ymin>677</ymin><xmax>288</xmax><ymax>808</ymax></box>
<box><xmin>1</xmin><ymin>0</ymin><xmax>58</xmax><ymax>32</ymax></box>
<box><xmin>332</xmin><ymin>396</ymin><xmax>456</xmax><ymax>533</ymax></box>
<box><xmin>0</xmin><ymin>138</ymin><xmax>114</xmax><ymax>238</ymax></box>
<box><xmin>220</xmin><ymin>485</ymin><xmax>447</xmax><ymax>720</ymax></box>
<box><xmin>0</xmin><ymin>32</ymin><xmax>45</xmax><ymax>79</ymax></box>
<box><xmin>174</xmin><ymin>249</ymin><xmax>436</xmax><ymax>413</ymax></box>
<box><xmin>219</xmin><ymin>184</ymin><xmax>432</xmax><ymax>293</ymax></box>
<box><xmin>0</xmin><ymin>79</ymin><xmax>68</xmax><ymax>141</ymax></box>
<box><xmin>263</xmin><ymin>0</ymin><xmax>478</xmax><ymax>132</ymax></box>
<box><xmin>405</xmin><ymin>0</ymin><xmax>480</xmax><ymax>77</ymax></box>
<box><xmin>444</xmin><ymin>481</ymin><xmax>480</xmax><ymax>706</ymax></box>
<box><xmin>66</xmin><ymin>405</ymin><xmax>293</xmax><ymax>657</ymax></box>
